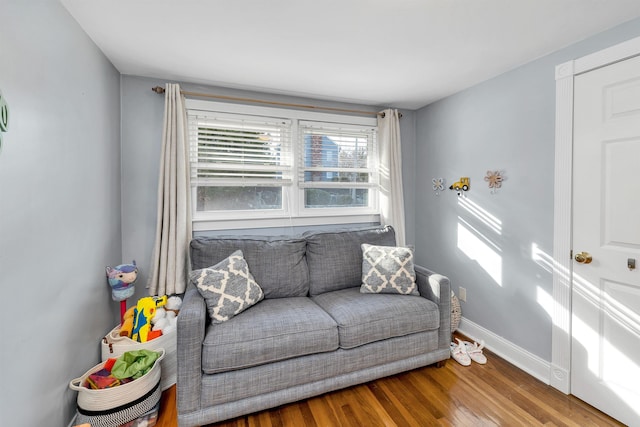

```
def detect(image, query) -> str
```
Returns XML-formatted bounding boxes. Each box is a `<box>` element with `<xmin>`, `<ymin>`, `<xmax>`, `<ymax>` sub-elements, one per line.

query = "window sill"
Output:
<box><xmin>192</xmin><ymin>213</ymin><xmax>381</xmax><ymax>232</ymax></box>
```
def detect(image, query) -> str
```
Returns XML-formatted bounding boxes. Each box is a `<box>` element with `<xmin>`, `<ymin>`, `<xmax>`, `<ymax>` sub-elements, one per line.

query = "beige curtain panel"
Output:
<box><xmin>377</xmin><ymin>108</ymin><xmax>406</xmax><ymax>247</ymax></box>
<box><xmin>148</xmin><ymin>83</ymin><xmax>192</xmax><ymax>296</ymax></box>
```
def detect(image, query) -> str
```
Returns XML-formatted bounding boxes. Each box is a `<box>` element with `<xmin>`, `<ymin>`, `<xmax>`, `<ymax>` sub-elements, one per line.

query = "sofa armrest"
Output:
<box><xmin>415</xmin><ymin>265</ymin><xmax>451</xmax><ymax>351</ymax></box>
<box><xmin>177</xmin><ymin>284</ymin><xmax>207</xmax><ymax>414</ymax></box>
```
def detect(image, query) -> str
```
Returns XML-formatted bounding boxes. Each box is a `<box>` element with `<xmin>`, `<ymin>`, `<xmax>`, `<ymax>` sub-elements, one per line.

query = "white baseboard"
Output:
<box><xmin>457</xmin><ymin>317</ymin><xmax>552</xmax><ymax>386</ymax></box>
<box><xmin>67</xmin><ymin>413</ymin><xmax>77</xmax><ymax>427</ymax></box>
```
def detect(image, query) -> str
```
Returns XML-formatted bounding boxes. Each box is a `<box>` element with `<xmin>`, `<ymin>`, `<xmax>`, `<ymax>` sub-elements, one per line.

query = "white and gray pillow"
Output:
<box><xmin>304</xmin><ymin>225</ymin><xmax>397</xmax><ymax>296</ymax></box>
<box><xmin>360</xmin><ymin>244</ymin><xmax>418</xmax><ymax>295</ymax></box>
<box><xmin>190</xmin><ymin>250</ymin><xmax>264</xmax><ymax>323</ymax></box>
<box><xmin>190</xmin><ymin>236</ymin><xmax>309</xmax><ymax>298</ymax></box>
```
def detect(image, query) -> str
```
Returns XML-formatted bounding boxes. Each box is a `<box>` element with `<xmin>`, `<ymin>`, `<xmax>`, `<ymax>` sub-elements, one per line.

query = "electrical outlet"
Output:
<box><xmin>459</xmin><ymin>287</ymin><xmax>467</xmax><ymax>302</ymax></box>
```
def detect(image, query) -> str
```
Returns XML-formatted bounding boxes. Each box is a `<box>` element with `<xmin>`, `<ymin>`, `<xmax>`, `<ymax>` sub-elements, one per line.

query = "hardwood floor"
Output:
<box><xmin>154</xmin><ymin>343</ymin><xmax>624</xmax><ymax>427</ymax></box>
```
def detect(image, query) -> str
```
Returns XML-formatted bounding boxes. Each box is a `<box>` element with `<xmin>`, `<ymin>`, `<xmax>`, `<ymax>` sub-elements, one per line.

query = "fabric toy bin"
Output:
<box><xmin>451</xmin><ymin>291</ymin><xmax>461</xmax><ymax>332</ymax></box>
<box><xmin>101</xmin><ymin>324</ymin><xmax>176</xmax><ymax>391</ymax></box>
<box><xmin>70</xmin><ymin>349</ymin><xmax>165</xmax><ymax>427</ymax></box>
<box><xmin>120</xmin><ymin>402</ymin><xmax>160</xmax><ymax>427</ymax></box>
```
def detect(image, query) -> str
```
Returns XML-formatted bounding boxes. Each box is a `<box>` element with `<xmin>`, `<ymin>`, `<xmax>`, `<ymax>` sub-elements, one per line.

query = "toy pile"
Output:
<box><xmin>103</xmin><ymin>260</ymin><xmax>181</xmax><ymax>393</ymax></box>
<box><xmin>105</xmin><ymin>259</ymin><xmax>182</xmax><ymax>343</ymax></box>
<box><xmin>120</xmin><ymin>295</ymin><xmax>182</xmax><ymax>343</ymax></box>
<box><xmin>84</xmin><ymin>350</ymin><xmax>161</xmax><ymax>390</ymax></box>
<box><xmin>70</xmin><ymin>346</ymin><xmax>165</xmax><ymax>427</ymax></box>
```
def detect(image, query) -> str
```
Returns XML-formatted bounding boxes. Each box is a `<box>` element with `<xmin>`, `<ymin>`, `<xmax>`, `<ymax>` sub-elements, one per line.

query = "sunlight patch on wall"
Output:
<box><xmin>531</xmin><ymin>243</ymin><xmax>553</xmax><ymax>274</ymax></box>
<box><xmin>536</xmin><ymin>286</ymin><xmax>554</xmax><ymax>318</ymax></box>
<box><xmin>531</xmin><ymin>241</ymin><xmax>571</xmax><ymax>284</ymax></box>
<box><xmin>458</xmin><ymin>197</ymin><xmax>502</xmax><ymax>235</ymax></box>
<box><xmin>457</xmin><ymin>216</ymin><xmax>502</xmax><ymax>286</ymax></box>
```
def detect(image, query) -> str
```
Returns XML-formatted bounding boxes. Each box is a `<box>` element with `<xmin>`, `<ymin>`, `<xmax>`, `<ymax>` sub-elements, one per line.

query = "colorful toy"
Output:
<box><xmin>147</xmin><ymin>329</ymin><xmax>163</xmax><ymax>341</ymax></box>
<box><xmin>131</xmin><ymin>295</ymin><xmax>167</xmax><ymax>343</ymax></box>
<box><xmin>106</xmin><ymin>261</ymin><xmax>138</xmax><ymax>325</ymax></box>
<box><xmin>119</xmin><ymin>306</ymin><xmax>136</xmax><ymax>338</ymax></box>
<box><xmin>166</xmin><ymin>295</ymin><xmax>183</xmax><ymax>313</ymax></box>
<box><xmin>484</xmin><ymin>170</ymin><xmax>504</xmax><ymax>193</ymax></box>
<box><xmin>432</xmin><ymin>178</ymin><xmax>445</xmax><ymax>196</ymax></box>
<box><xmin>449</xmin><ymin>177</ymin><xmax>470</xmax><ymax>192</ymax></box>
<box><xmin>151</xmin><ymin>306</ymin><xmax>178</xmax><ymax>336</ymax></box>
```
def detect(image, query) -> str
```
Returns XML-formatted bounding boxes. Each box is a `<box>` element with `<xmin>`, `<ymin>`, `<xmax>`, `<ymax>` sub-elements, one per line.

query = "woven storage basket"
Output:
<box><xmin>451</xmin><ymin>291</ymin><xmax>461</xmax><ymax>332</ymax></box>
<box><xmin>70</xmin><ymin>349</ymin><xmax>165</xmax><ymax>427</ymax></box>
<box><xmin>102</xmin><ymin>324</ymin><xmax>176</xmax><ymax>391</ymax></box>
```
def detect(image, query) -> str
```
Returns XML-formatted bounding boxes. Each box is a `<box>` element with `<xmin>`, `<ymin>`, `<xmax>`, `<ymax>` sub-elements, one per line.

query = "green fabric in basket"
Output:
<box><xmin>111</xmin><ymin>349</ymin><xmax>160</xmax><ymax>380</ymax></box>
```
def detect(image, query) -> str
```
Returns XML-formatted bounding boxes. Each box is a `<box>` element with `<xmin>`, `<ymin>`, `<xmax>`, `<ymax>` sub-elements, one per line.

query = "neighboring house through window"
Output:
<box><xmin>187</xmin><ymin>99</ymin><xmax>379</xmax><ymax>231</ymax></box>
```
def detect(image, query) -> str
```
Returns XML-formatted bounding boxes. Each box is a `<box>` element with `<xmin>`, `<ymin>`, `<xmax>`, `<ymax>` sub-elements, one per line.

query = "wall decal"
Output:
<box><xmin>0</xmin><ymin>90</ymin><xmax>8</xmax><ymax>153</ymax></box>
<box><xmin>432</xmin><ymin>177</ymin><xmax>445</xmax><ymax>196</ymax></box>
<box><xmin>449</xmin><ymin>176</ymin><xmax>470</xmax><ymax>196</ymax></box>
<box><xmin>484</xmin><ymin>170</ymin><xmax>504</xmax><ymax>194</ymax></box>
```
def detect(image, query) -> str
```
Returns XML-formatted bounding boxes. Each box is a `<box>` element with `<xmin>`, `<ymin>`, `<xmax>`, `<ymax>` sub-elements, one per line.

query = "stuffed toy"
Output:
<box><xmin>165</xmin><ymin>295</ymin><xmax>183</xmax><ymax>315</ymax></box>
<box><xmin>106</xmin><ymin>261</ymin><xmax>138</xmax><ymax>324</ymax></box>
<box><xmin>119</xmin><ymin>306</ymin><xmax>136</xmax><ymax>338</ymax></box>
<box><xmin>106</xmin><ymin>261</ymin><xmax>138</xmax><ymax>301</ymax></box>
<box><xmin>151</xmin><ymin>306</ymin><xmax>178</xmax><ymax>336</ymax></box>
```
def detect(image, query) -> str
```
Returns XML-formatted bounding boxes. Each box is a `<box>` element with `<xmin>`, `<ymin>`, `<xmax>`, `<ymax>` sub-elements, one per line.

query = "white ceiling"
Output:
<box><xmin>61</xmin><ymin>0</ymin><xmax>640</xmax><ymax>110</ymax></box>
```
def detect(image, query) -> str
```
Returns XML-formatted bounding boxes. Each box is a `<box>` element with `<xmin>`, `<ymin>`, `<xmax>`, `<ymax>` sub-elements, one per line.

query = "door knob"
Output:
<box><xmin>574</xmin><ymin>251</ymin><xmax>593</xmax><ymax>264</ymax></box>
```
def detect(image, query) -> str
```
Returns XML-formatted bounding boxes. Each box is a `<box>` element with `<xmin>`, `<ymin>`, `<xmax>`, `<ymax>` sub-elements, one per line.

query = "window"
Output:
<box><xmin>189</xmin><ymin>111</ymin><xmax>292</xmax><ymax>213</ymax></box>
<box><xmin>299</xmin><ymin>121</ymin><xmax>377</xmax><ymax>209</ymax></box>
<box><xmin>187</xmin><ymin>100</ymin><xmax>379</xmax><ymax>230</ymax></box>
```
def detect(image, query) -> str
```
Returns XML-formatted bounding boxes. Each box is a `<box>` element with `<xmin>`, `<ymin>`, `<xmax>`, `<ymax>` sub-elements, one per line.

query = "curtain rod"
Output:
<box><xmin>151</xmin><ymin>86</ymin><xmax>401</xmax><ymax>118</ymax></box>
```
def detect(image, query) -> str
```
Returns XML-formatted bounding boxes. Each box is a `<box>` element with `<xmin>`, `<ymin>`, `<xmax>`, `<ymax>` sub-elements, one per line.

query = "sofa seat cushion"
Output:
<box><xmin>312</xmin><ymin>287</ymin><xmax>439</xmax><ymax>349</ymax></box>
<box><xmin>304</xmin><ymin>225</ymin><xmax>397</xmax><ymax>296</ymax></box>
<box><xmin>200</xmin><ymin>331</ymin><xmax>439</xmax><ymax>406</ymax></box>
<box><xmin>202</xmin><ymin>297</ymin><xmax>339</xmax><ymax>374</ymax></box>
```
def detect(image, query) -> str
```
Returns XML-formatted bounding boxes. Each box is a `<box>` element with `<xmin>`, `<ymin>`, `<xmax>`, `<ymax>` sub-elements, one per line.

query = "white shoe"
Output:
<box><xmin>463</xmin><ymin>340</ymin><xmax>487</xmax><ymax>364</ymax></box>
<box><xmin>450</xmin><ymin>338</ymin><xmax>471</xmax><ymax>366</ymax></box>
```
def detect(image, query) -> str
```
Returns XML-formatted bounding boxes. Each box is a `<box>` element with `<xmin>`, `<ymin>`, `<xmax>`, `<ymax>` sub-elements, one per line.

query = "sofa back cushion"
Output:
<box><xmin>190</xmin><ymin>236</ymin><xmax>309</xmax><ymax>298</ymax></box>
<box><xmin>304</xmin><ymin>225</ymin><xmax>396</xmax><ymax>296</ymax></box>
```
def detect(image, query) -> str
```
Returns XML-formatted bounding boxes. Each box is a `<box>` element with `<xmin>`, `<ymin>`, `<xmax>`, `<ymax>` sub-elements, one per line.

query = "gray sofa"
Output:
<box><xmin>177</xmin><ymin>226</ymin><xmax>451</xmax><ymax>427</ymax></box>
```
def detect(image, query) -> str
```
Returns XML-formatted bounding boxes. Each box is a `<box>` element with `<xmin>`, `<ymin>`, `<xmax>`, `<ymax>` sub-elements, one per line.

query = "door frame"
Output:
<box><xmin>552</xmin><ymin>35</ymin><xmax>640</xmax><ymax>393</ymax></box>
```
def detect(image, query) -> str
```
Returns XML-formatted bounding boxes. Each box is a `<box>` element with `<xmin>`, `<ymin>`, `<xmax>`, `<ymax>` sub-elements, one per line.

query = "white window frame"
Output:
<box><xmin>296</xmin><ymin>119</ymin><xmax>378</xmax><ymax>218</ymax></box>
<box><xmin>187</xmin><ymin>99</ymin><xmax>380</xmax><ymax>231</ymax></box>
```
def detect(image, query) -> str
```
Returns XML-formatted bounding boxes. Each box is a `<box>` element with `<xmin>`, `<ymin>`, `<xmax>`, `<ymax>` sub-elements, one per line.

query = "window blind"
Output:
<box><xmin>188</xmin><ymin>112</ymin><xmax>292</xmax><ymax>187</ymax></box>
<box><xmin>298</xmin><ymin>121</ymin><xmax>377</xmax><ymax>189</ymax></box>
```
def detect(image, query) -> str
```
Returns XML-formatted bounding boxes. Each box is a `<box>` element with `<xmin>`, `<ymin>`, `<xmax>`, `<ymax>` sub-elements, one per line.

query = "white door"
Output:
<box><xmin>571</xmin><ymin>54</ymin><xmax>640</xmax><ymax>426</ymax></box>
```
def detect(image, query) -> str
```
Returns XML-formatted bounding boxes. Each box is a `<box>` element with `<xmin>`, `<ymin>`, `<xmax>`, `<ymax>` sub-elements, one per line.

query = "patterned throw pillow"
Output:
<box><xmin>190</xmin><ymin>250</ymin><xmax>264</xmax><ymax>323</ymax></box>
<box><xmin>360</xmin><ymin>244</ymin><xmax>418</xmax><ymax>295</ymax></box>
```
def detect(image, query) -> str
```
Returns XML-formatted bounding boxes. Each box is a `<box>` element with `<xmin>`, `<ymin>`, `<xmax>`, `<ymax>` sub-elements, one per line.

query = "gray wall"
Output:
<box><xmin>0</xmin><ymin>1</ymin><xmax>121</xmax><ymax>425</ymax></box>
<box><xmin>120</xmin><ymin>75</ymin><xmax>417</xmax><ymax>301</ymax></box>
<box><xmin>4</xmin><ymin>5</ymin><xmax>635</xmax><ymax>425</ymax></box>
<box><xmin>414</xmin><ymin>17</ymin><xmax>640</xmax><ymax>361</ymax></box>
